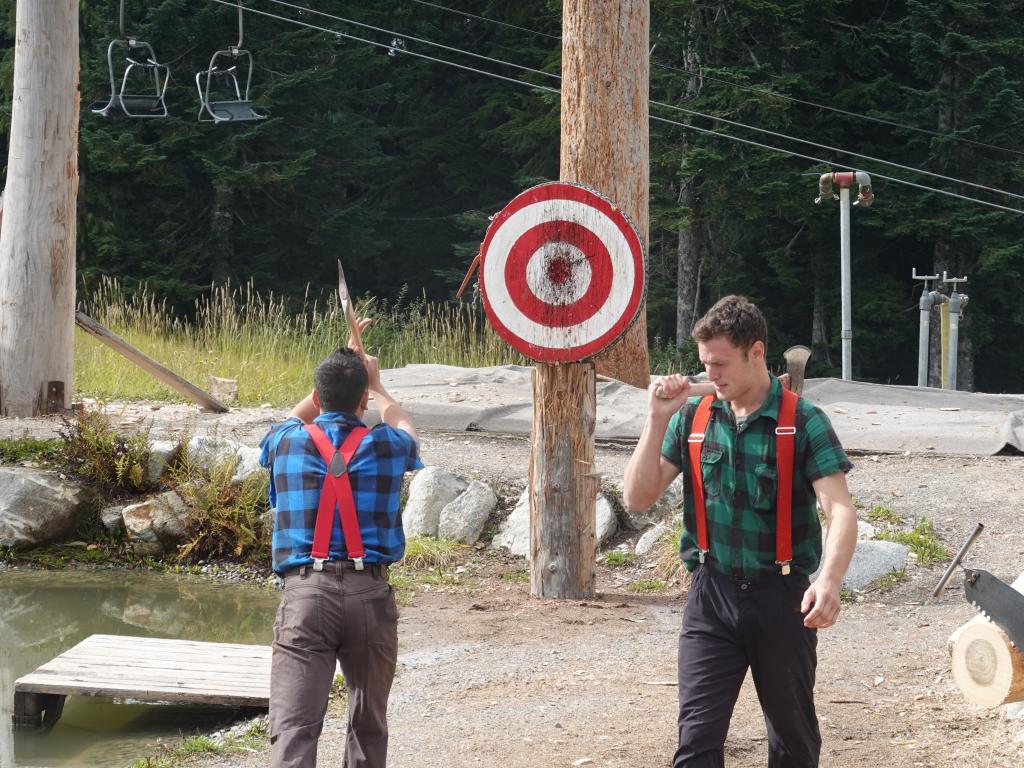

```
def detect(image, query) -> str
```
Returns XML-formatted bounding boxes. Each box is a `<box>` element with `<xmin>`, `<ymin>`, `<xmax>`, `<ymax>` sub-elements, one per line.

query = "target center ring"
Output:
<box><xmin>525</xmin><ymin>242</ymin><xmax>592</xmax><ymax>306</ymax></box>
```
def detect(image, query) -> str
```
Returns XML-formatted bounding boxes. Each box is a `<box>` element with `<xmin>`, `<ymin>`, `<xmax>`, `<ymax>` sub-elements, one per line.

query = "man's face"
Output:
<box><xmin>697</xmin><ymin>336</ymin><xmax>764</xmax><ymax>402</ymax></box>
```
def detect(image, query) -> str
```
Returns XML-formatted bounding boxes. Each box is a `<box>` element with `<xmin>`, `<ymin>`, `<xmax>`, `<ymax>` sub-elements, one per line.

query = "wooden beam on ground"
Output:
<box><xmin>75</xmin><ymin>311</ymin><xmax>228</xmax><ymax>412</ymax></box>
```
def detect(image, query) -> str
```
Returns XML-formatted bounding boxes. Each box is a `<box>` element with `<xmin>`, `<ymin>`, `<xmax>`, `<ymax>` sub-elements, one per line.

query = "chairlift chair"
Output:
<box><xmin>90</xmin><ymin>1</ymin><xmax>170</xmax><ymax>118</ymax></box>
<box><xmin>195</xmin><ymin>1</ymin><xmax>268</xmax><ymax>124</ymax></box>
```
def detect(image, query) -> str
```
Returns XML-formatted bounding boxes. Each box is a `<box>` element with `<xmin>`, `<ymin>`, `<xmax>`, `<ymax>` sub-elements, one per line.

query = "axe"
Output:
<box><xmin>337</xmin><ymin>260</ymin><xmax>363</xmax><ymax>352</ymax></box>
<box><xmin>782</xmin><ymin>345</ymin><xmax>811</xmax><ymax>395</ymax></box>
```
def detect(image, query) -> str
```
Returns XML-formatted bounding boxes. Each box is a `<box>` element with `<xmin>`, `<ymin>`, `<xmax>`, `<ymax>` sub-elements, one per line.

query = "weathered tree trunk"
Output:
<box><xmin>529</xmin><ymin>364</ymin><xmax>598</xmax><ymax>598</ymax></box>
<box><xmin>0</xmin><ymin>0</ymin><xmax>79</xmax><ymax>416</ymax></box>
<box><xmin>949</xmin><ymin>572</ymin><xmax>1024</xmax><ymax>706</ymax></box>
<box><xmin>210</xmin><ymin>181</ymin><xmax>236</xmax><ymax>284</ymax></box>
<box><xmin>560</xmin><ymin>0</ymin><xmax>650</xmax><ymax>389</ymax></box>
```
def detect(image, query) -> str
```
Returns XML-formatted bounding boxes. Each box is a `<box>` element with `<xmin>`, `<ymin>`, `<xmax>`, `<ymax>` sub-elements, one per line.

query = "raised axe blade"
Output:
<box><xmin>337</xmin><ymin>259</ymin><xmax>362</xmax><ymax>352</ymax></box>
<box><xmin>782</xmin><ymin>345</ymin><xmax>812</xmax><ymax>395</ymax></box>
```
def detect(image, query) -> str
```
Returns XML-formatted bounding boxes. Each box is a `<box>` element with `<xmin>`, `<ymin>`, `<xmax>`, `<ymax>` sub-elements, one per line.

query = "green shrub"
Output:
<box><xmin>877</xmin><ymin>519</ymin><xmax>950</xmax><ymax>566</ymax></box>
<box><xmin>59</xmin><ymin>410</ymin><xmax>151</xmax><ymax>495</ymax></box>
<box><xmin>605</xmin><ymin>551</ymin><xmax>635</xmax><ymax>566</ymax></box>
<box><xmin>0</xmin><ymin>435</ymin><xmax>61</xmax><ymax>466</ymax></box>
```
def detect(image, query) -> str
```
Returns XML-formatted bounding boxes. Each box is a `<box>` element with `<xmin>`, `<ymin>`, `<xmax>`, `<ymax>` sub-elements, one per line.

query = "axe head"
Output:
<box><xmin>782</xmin><ymin>345</ymin><xmax>811</xmax><ymax>395</ymax></box>
<box><xmin>337</xmin><ymin>260</ymin><xmax>362</xmax><ymax>352</ymax></box>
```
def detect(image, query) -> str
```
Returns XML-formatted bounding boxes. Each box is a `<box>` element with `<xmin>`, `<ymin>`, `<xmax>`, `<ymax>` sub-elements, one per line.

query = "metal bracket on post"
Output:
<box><xmin>942</xmin><ymin>272</ymin><xmax>969</xmax><ymax>391</ymax></box>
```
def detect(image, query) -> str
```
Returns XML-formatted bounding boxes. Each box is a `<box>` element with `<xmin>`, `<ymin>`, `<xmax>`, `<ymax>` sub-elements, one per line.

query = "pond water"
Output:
<box><xmin>0</xmin><ymin>569</ymin><xmax>279</xmax><ymax>768</ymax></box>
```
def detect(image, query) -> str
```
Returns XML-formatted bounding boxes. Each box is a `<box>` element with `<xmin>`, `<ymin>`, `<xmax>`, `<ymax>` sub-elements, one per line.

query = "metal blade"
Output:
<box><xmin>964</xmin><ymin>568</ymin><xmax>1024</xmax><ymax>649</ymax></box>
<box><xmin>337</xmin><ymin>260</ymin><xmax>362</xmax><ymax>352</ymax></box>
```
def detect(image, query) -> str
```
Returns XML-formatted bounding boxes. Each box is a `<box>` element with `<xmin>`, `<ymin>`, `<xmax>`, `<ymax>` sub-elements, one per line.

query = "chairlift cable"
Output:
<box><xmin>405</xmin><ymin>0</ymin><xmax>1024</xmax><ymax>160</ymax></box>
<box><xmin>257</xmin><ymin>1</ymin><xmax>1024</xmax><ymax>203</ymax></box>
<box><xmin>209</xmin><ymin>0</ymin><xmax>1024</xmax><ymax>216</ymax></box>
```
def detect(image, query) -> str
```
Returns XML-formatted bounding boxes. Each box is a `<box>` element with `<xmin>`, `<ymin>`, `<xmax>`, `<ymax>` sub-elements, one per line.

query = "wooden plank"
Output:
<box><xmin>13</xmin><ymin>634</ymin><xmax>273</xmax><ymax>710</ymax></box>
<box><xmin>74</xmin><ymin>312</ymin><xmax>229</xmax><ymax>412</ymax></box>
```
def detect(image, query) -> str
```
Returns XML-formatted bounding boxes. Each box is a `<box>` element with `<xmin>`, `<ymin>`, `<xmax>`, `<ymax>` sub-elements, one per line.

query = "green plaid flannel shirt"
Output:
<box><xmin>661</xmin><ymin>377</ymin><xmax>852</xmax><ymax>579</ymax></box>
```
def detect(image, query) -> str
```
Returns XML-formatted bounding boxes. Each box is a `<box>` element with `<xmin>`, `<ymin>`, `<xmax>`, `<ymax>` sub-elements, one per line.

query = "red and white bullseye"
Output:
<box><xmin>480</xmin><ymin>182</ymin><xmax>646</xmax><ymax>362</ymax></box>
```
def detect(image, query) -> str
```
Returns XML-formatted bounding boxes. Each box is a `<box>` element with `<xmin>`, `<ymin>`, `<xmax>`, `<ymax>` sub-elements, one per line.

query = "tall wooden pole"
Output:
<box><xmin>529</xmin><ymin>1</ymin><xmax>650</xmax><ymax>598</ymax></box>
<box><xmin>563</xmin><ymin>0</ymin><xmax>650</xmax><ymax>389</ymax></box>
<box><xmin>0</xmin><ymin>0</ymin><xmax>80</xmax><ymax>416</ymax></box>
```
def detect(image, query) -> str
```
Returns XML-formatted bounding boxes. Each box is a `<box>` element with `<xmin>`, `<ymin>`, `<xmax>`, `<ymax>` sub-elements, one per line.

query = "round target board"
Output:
<box><xmin>479</xmin><ymin>182</ymin><xmax>646</xmax><ymax>362</ymax></box>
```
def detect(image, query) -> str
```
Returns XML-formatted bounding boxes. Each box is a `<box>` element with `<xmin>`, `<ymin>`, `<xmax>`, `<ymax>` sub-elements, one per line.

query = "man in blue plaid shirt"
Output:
<box><xmin>260</xmin><ymin>326</ymin><xmax>422</xmax><ymax>768</ymax></box>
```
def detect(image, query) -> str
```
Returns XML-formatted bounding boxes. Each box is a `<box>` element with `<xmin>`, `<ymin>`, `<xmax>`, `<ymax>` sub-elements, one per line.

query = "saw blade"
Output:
<box><xmin>964</xmin><ymin>568</ymin><xmax>1024</xmax><ymax>649</ymax></box>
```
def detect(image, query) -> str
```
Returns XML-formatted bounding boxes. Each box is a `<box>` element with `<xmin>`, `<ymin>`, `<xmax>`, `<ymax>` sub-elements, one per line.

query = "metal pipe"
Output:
<box><xmin>947</xmin><ymin>290</ymin><xmax>969</xmax><ymax>390</ymax></box>
<box><xmin>932</xmin><ymin>523</ymin><xmax>984</xmax><ymax>598</ymax></box>
<box><xmin>839</xmin><ymin>185</ymin><xmax>852</xmax><ymax>380</ymax></box>
<box><xmin>236</xmin><ymin>0</ymin><xmax>245</xmax><ymax>50</ymax></box>
<box><xmin>918</xmin><ymin>291</ymin><xmax>932</xmax><ymax>387</ymax></box>
<box><xmin>120</xmin><ymin>0</ymin><xmax>126</xmax><ymax>39</ymax></box>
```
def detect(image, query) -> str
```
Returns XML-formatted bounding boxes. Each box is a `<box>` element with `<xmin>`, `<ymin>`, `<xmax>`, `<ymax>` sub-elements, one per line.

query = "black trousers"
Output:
<box><xmin>673</xmin><ymin>564</ymin><xmax>821</xmax><ymax>768</ymax></box>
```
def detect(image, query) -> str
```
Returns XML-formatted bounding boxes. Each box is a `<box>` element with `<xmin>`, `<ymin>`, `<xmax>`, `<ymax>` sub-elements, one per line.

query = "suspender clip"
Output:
<box><xmin>775</xmin><ymin>426</ymin><xmax>796</xmax><ymax>436</ymax></box>
<box><xmin>698</xmin><ymin>549</ymin><xmax>707</xmax><ymax>564</ymax></box>
<box><xmin>777</xmin><ymin>560</ymin><xmax>792</xmax><ymax>575</ymax></box>
<box><xmin>312</xmin><ymin>557</ymin><xmax>326</xmax><ymax>572</ymax></box>
<box><xmin>352</xmin><ymin>556</ymin><xmax>365</xmax><ymax>571</ymax></box>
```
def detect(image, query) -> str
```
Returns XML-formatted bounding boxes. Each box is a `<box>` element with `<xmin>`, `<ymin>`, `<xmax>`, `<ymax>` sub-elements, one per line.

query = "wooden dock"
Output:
<box><xmin>13</xmin><ymin>634</ymin><xmax>271</xmax><ymax>729</ymax></box>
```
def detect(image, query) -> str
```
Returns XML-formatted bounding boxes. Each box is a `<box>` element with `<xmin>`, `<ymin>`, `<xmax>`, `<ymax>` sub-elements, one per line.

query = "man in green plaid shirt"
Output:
<box><xmin>624</xmin><ymin>295</ymin><xmax>856</xmax><ymax>768</ymax></box>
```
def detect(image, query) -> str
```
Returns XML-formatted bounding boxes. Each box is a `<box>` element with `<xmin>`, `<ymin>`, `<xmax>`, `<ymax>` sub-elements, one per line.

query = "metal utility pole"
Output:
<box><xmin>0</xmin><ymin>0</ymin><xmax>80</xmax><ymax>416</ymax></box>
<box><xmin>561</xmin><ymin>0</ymin><xmax>650</xmax><ymax>391</ymax></box>
<box><xmin>527</xmin><ymin>0</ymin><xmax>649</xmax><ymax>599</ymax></box>
<box><xmin>943</xmin><ymin>272</ymin><xmax>969</xmax><ymax>391</ymax></box>
<box><xmin>815</xmin><ymin>171</ymin><xmax>874</xmax><ymax>381</ymax></box>
<box><xmin>912</xmin><ymin>268</ymin><xmax>945</xmax><ymax>387</ymax></box>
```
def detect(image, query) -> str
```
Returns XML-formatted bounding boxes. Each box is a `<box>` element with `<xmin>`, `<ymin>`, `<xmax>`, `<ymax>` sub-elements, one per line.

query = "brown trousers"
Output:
<box><xmin>270</xmin><ymin>563</ymin><xmax>398</xmax><ymax>768</ymax></box>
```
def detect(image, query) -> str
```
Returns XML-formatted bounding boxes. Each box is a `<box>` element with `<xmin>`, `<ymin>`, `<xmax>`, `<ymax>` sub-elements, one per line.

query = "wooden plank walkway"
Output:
<box><xmin>13</xmin><ymin>634</ymin><xmax>271</xmax><ymax>729</ymax></box>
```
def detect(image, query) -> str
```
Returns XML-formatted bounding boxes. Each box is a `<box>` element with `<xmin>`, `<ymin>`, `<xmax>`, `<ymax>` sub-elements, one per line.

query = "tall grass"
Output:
<box><xmin>75</xmin><ymin>278</ymin><xmax>524</xmax><ymax>406</ymax></box>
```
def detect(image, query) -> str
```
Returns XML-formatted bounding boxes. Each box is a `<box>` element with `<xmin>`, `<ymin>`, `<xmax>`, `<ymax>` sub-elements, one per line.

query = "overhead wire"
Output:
<box><xmin>207</xmin><ymin>0</ymin><xmax>1023</xmax><ymax>215</ymax></box>
<box><xmin>406</xmin><ymin>0</ymin><xmax>1024</xmax><ymax>160</ymax></box>
<box><xmin>254</xmin><ymin>0</ymin><xmax>1024</xmax><ymax>203</ymax></box>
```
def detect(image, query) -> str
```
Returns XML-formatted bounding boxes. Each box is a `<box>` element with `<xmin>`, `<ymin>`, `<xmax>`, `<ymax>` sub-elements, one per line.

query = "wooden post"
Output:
<box><xmin>561</xmin><ymin>0</ymin><xmax>650</xmax><ymax>389</ymax></box>
<box><xmin>0</xmin><ymin>0</ymin><xmax>79</xmax><ymax>416</ymax></box>
<box><xmin>528</xmin><ymin>1</ymin><xmax>650</xmax><ymax>599</ymax></box>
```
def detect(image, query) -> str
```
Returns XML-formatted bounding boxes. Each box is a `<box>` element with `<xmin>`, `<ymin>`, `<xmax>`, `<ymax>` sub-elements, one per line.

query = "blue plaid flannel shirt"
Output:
<box><xmin>259</xmin><ymin>411</ymin><xmax>423</xmax><ymax>574</ymax></box>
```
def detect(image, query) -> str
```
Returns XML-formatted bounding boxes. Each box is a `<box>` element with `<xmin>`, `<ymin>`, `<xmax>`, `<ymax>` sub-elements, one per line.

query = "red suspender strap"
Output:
<box><xmin>304</xmin><ymin>424</ymin><xmax>370</xmax><ymax>571</ymax></box>
<box><xmin>687</xmin><ymin>396</ymin><xmax>715</xmax><ymax>563</ymax></box>
<box><xmin>774</xmin><ymin>388</ymin><xmax>799</xmax><ymax>575</ymax></box>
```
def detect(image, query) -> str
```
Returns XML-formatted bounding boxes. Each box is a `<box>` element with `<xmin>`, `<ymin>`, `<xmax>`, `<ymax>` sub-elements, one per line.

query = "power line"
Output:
<box><xmin>254</xmin><ymin>0</ymin><xmax>1024</xmax><ymax>202</ymax></box>
<box><xmin>207</xmin><ymin>0</ymin><xmax>1023</xmax><ymax>216</ymax></box>
<box><xmin>406</xmin><ymin>0</ymin><xmax>1024</xmax><ymax>160</ymax></box>
<box><xmin>264</xmin><ymin>0</ymin><xmax>559</xmax><ymax>80</ymax></box>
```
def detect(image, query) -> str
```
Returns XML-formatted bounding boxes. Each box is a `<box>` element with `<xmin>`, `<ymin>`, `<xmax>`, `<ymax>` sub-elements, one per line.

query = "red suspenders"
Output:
<box><xmin>687</xmin><ymin>388</ymin><xmax>799</xmax><ymax>575</ymax></box>
<box><xmin>304</xmin><ymin>424</ymin><xmax>370</xmax><ymax>571</ymax></box>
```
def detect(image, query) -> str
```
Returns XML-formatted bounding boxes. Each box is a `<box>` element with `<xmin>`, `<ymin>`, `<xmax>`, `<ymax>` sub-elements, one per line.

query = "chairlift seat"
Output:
<box><xmin>92</xmin><ymin>39</ymin><xmax>170</xmax><ymax>119</ymax></box>
<box><xmin>206</xmin><ymin>101</ymin><xmax>267</xmax><ymax>122</ymax></box>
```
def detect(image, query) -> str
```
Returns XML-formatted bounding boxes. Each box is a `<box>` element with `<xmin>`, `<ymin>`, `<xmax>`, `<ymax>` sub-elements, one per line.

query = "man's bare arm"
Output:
<box><xmin>364</xmin><ymin>355</ymin><xmax>418</xmax><ymax>444</ymax></box>
<box><xmin>623</xmin><ymin>375</ymin><xmax>690</xmax><ymax>511</ymax></box>
<box><xmin>289</xmin><ymin>391</ymin><xmax>318</xmax><ymax>423</ymax></box>
<box><xmin>801</xmin><ymin>472</ymin><xmax>857</xmax><ymax>628</ymax></box>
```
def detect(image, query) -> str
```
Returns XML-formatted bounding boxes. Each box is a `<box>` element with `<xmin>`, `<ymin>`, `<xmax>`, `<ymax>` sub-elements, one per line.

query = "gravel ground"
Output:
<box><xmin>4</xmin><ymin>403</ymin><xmax>1023</xmax><ymax>767</ymax></box>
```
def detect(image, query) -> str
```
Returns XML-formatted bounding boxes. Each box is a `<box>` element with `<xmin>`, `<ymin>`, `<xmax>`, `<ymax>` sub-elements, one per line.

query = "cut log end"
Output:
<box><xmin>951</xmin><ymin>621</ymin><xmax>1024</xmax><ymax>707</ymax></box>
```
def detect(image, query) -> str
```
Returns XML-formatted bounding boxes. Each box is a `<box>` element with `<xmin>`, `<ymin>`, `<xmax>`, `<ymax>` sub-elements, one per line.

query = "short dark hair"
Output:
<box><xmin>314</xmin><ymin>348</ymin><xmax>369</xmax><ymax>412</ymax></box>
<box><xmin>691</xmin><ymin>295</ymin><xmax>767</xmax><ymax>352</ymax></box>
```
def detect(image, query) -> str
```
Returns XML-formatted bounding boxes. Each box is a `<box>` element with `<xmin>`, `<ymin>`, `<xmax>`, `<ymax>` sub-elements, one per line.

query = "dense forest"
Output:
<box><xmin>0</xmin><ymin>0</ymin><xmax>1022</xmax><ymax>391</ymax></box>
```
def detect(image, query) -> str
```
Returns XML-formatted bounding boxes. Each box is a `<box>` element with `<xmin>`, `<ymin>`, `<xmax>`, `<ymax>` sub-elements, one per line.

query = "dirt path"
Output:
<box><xmin>4</xmin><ymin>404</ymin><xmax>1022</xmax><ymax>766</ymax></box>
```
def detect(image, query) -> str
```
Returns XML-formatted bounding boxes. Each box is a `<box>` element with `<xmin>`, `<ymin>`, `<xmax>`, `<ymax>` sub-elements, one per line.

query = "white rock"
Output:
<box><xmin>186</xmin><ymin>435</ymin><xmax>241</xmax><ymax>472</ymax></box>
<box><xmin>492</xmin><ymin>489</ymin><xmax>530</xmax><ymax>557</ymax></box>
<box><xmin>1005</xmin><ymin>701</ymin><xmax>1024</xmax><ymax>720</ymax></box>
<box><xmin>147</xmin><ymin>440</ymin><xmax>178</xmax><ymax>484</ymax></box>
<box><xmin>99</xmin><ymin>504</ymin><xmax>126</xmax><ymax>535</ymax></box>
<box><xmin>403</xmin><ymin>467</ymin><xmax>467</xmax><ymax>538</ymax></box>
<box><xmin>840</xmin><ymin>540</ymin><xmax>909</xmax><ymax>590</ymax></box>
<box><xmin>596</xmin><ymin>495</ymin><xmax>617</xmax><ymax>545</ymax></box>
<box><xmin>232</xmin><ymin>446</ymin><xmax>265</xmax><ymax>484</ymax></box>
<box><xmin>122</xmin><ymin>491</ymin><xmax>191</xmax><ymax>556</ymax></box>
<box><xmin>618</xmin><ymin>474</ymin><xmax>685</xmax><ymax>530</ymax></box>
<box><xmin>635</xmin><ymin>522</ymin><xmax>671</xmax><ymax>557</ymax></box>
<box><xmin>857</xmin><ymin>520</ymin><xmax>877</xmax><ymax>539</ymax></box>
<box><xmin>438</xmin><ymin>481</ymin><xmax>497</xmax><ymax>545</ymax></box>
<box><xmin>0</xmin><ymin>468</ymin><xmax>87</xmax><ymax>548</ymax></box>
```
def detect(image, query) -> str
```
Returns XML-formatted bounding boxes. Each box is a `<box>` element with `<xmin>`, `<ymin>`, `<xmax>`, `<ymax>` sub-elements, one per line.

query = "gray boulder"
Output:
<box><xmin>147</xmin><ymin>440</ymin><xmax>178</xmax><ymax>484</ymax></box>
<box><xmin>840</xmin><ymin>540</ymin><xmax>909</xmax><ymax>590</ymax></box>
<box><xmin>635</xmin><ymin>521</ymin><xmax>671</xmax><ymax>557</ymax></box>
<box><xmin>0</xmin><ymin>467</ymin><xmax>87</xmax><ymax>548</ymax></box>
<box><xmin>596</xmin><ymin>495</ymin><xmax>617</xmax><ymax>545</ymax></box>
<box><xmin>619</xmin><ymin>475</ymin><xmax>686</xmax><ymax>530</ymax></box>
<box><xmin>99</xmin><ymin>504</ymin><xmax>126</xmax><ymax>535</ymax></box>
<box><xmin>403</xmin><ymin>467</ymin><xmax>467</xmax><ymax>538</ymax></box>
<box><xmin>122</xmin><ymin>491</ymin><xmax>191</xmax><ymax>556</ymax></box>
<box><xmin>186</xmin><ymin>436</ymin><xmax>240</xmax><ymax>472</ymax></box>
<box><xmin>438</xmin><ymin>481</ymin><xmax>497</xmax><ymax>545</ymax></box>
<box><xmin>232</xmin><ymin>446</ymin><xmax>265</xmax><ymax>485</ymax></box>
<box><xmin>492</xmin><ymin>489</ymin><xmax>530</xmax><ymax>557</ymax></box>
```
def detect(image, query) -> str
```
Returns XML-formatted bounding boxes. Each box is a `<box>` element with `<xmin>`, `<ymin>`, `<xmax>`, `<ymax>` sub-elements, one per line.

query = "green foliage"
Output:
<box><xmin>401</xmin><ymin>536</ymin><xmax>465</xmax><ymax>570</ymax></box>
<box><xmin>0</xmin><ymin>436</ymin><xmax>61</xmax><ymax>466</ymax></box>
<box><xmin>59</xmin><ymin>411</ymin><xmax>152</xmax><ymax>496</ymax></box>
<box><xmin>877</xmin><ymin>519</ymin><xmax>951</xmax><ymax>566</ymax></box>
<box><xmin>604</xmin><ymin>551</ymin><xmax>636</xmax><ymax>567</ymax></box>
<box><xmin>628</xmin><ymin>578</ymin><xmax>667</xmax><ymax>593</ymax></box>
<box><xmin>171</xmin><ymin>441</ymin><xmax>271</xmax><ymax>563</ymax></box>
<box><xmin>870</xmin><ymin>568</ymin><xmax>909</xmax><ymax>592</ymax></box>
<box><xmin>867</xmin><ymin>504</ymin><xmax>903</xmax><ymax>525</ymax></box>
